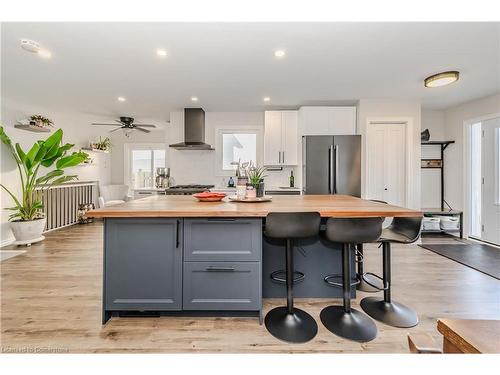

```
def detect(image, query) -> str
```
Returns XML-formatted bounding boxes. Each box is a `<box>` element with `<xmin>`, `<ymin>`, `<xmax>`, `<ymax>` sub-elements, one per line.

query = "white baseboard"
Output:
<box><xmin>1</xmin><ymin>236</ymin><xmax>15</xmax><ymax>248</ymax></box>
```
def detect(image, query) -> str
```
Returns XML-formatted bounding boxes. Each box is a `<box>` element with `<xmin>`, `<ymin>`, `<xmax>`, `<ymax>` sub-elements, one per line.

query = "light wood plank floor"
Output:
<box><xmin>1</xmin><ymin>222</ymin><xmax>499</xmax><ymax>353</ymax></box>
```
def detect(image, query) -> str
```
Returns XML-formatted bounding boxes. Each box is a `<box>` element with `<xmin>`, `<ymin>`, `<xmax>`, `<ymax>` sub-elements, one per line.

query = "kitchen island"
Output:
<box><xmin>88</xmin><ymin>195</ymin><xmax>421</xmax><ymax>324</ymax></box>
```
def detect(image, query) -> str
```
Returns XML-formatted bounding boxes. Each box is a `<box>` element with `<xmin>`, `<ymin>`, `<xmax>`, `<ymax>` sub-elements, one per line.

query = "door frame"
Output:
<box><xmin>364</xmin><ymin>117</ymin><xmax>415</xmax><ymax>209</ymax></box>
<box><xmin>463</xmin><ymin>112</ymin><xmax>500</xmax><ymax>241</ymax></box>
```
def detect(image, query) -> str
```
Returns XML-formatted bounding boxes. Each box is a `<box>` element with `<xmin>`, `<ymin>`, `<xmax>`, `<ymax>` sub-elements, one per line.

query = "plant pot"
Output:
<box><xmin>10</xmin><ymin>218</ymin><xmax>46</xmax><ymax>246</ymax></box>
<box><xmin>253</xmin><ymin>182</ymin><xmax>265</xmax><ymax>197</ymax></box>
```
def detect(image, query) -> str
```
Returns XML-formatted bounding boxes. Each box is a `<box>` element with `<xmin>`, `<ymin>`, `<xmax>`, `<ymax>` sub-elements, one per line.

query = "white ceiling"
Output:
<box><xmin>2</xmin><ymin>22</ymin><xmax>499</xmax><ymax>123</ymax></box>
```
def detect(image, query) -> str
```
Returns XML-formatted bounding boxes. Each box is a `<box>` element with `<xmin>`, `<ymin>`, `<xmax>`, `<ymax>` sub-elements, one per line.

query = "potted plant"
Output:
<box><xmin>0</xmin><ymin>126</ymin><xmax>88</xmax><ymax>245</ymax></box>
<box><xmin>91</xmin><ymin>136</ymin><xmax>112</xmax><ymax>152</ymax></box>
<box><xmin>247</xmin><ymin>165</ymin><xmax>267</xmax><ymax>198</ymax></box>
<box><xmin>29</xmin><ymin>115</ymin><xmax>54</xmax><ymax>128</ymax></box>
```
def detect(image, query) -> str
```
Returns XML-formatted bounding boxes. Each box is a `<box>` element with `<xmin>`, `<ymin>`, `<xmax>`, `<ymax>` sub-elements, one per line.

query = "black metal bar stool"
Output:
<box><xmin>360</xmin><ymin>216</ymin><xmax>422</xmax><ymax>328</ymax></box>
<box><xmin>320</xmin><ymin>217</ymin><xmax>383</xmax><ymax>342</ymax></box>
<box><xmin>264</xmin><ymin>212</ymin><xmax>321</xmax><ymax>343</ymax></box>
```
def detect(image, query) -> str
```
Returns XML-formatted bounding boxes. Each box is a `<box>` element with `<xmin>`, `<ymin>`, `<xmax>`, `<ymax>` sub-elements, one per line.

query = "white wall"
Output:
<box><xmin>442</xmin><ymin>93</ymin><xmax>500</xmax><ymax>211</ymax></box>
<box><xmin>111</xmin><ymin>111</ymin><xmax>296</xmax><ymax>189</ymax></box>
<box><xmin>0</xmin><ymin>98</ymin><xmax>111</xmax><ymax>245</ymax></box>
<box><xmin>357</xmin><ymin>98</ymin><xmax>422</xmax><ymax>210</ymax></box>
<box><xmin>421</xmin><ymin>109</ymin><xmax>446</xmax><ymax>208</ymax></box>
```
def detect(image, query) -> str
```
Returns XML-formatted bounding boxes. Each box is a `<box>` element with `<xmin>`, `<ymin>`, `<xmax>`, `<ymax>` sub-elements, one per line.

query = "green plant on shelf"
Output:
<box><xmin>91</xmin><ymin>136</ymin><xmax>112</xmax><ymax>151</ymax></box>
<box><xmin>30</xmin><ymin>115</ymin><xmax>54</xmax><ymax>128</ymax></box>
<box><xmin>0</xmin><ymin>126</ymin><xmax>88</xmax><ymax>221</ymax></box>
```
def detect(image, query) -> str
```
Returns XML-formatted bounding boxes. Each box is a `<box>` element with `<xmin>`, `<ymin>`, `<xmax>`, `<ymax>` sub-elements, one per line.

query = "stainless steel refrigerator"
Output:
<box><xmin>302</xmin><ymin>135</ymin><xmax>361</xmax><ymax>196</ymax></box>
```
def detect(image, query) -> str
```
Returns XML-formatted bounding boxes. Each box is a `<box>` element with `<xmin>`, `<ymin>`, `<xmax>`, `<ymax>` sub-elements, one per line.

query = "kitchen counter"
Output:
<box><xmin>92</xmin><ymin>195</ymin><xmax>420</xmax><ymax>324</ymax></box>
<box><xmin>88</xmin><ymin>194</ymin><xmax>421</xmax><ymax>218</ymax></box>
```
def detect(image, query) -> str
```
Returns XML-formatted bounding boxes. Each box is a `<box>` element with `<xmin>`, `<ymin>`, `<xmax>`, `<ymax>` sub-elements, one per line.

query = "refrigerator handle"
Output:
<box><xmin>334</xmin><ymin>145</ymin><xmax>339</xmax><ymax>194</ymax></box>
<box><xmin>329</xmin><ymin>145</ymin><xmax>334</xmax><ymax>194</ymax></box>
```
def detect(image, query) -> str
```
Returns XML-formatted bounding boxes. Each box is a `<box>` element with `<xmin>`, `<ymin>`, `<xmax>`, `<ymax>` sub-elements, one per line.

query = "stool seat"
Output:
<box><xmin>264</xmin><ymin>212</ymin><xmax>320</xmax><ymax>343</ymax></box>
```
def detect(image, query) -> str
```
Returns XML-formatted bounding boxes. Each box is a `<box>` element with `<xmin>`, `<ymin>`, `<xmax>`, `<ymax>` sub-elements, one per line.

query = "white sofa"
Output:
<box><xmin>98</xmin><ymin>185</ymin><xmax>133</xmax><ymax>208</ymax></box>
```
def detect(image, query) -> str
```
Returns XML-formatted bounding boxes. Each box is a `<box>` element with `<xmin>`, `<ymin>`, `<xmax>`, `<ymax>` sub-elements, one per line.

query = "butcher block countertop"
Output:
<box><xmin>88</xmin><ymin>195</ymin><xmax>422</xmax><ymax>218</ymax></box>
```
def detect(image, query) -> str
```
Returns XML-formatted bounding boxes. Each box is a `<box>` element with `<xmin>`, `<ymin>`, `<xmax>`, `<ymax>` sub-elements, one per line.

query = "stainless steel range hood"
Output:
<box><xmin>169</xmin><ymin>108</ymin><xmax>214</xmax><ymax>150</ymax></box>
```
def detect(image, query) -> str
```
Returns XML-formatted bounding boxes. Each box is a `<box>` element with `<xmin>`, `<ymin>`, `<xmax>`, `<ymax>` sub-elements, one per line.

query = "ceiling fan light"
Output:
<box><xmin>424</xmin><ymin>71</ymin><xmax>459</xmax><ymax>88</ymax></box>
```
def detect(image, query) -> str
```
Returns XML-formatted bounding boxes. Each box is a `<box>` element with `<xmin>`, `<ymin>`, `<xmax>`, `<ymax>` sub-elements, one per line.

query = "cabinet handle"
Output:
<box><xmin>207</xmin><ymin>218</ymin><xmax>236</xmax><ymax>222</ymax></box>
<box><xmin>176</xmin><ymin>219</ymin><xmax>180</xmax><ymax>248</ymax></box>
<box><xmin>282</xmin><ymin>151</ymin><xmax>285</xmax><ymax>164</ymax></box>
<box><xmin>278</xmin><ymin>151</ymin><xmax>281</xmax><ymax>164</ymax></box>
<box><xmin>205</xmin><ymin>266</ymin><xmax>235</xmax><ymax>272</ymax></box>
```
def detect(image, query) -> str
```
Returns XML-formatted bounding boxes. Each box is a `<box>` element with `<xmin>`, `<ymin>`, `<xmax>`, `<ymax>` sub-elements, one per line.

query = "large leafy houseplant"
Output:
<box><xmin>0</xmin><ymin>126</ymin><xmax>88</xmax><ymax>222</ymax></box>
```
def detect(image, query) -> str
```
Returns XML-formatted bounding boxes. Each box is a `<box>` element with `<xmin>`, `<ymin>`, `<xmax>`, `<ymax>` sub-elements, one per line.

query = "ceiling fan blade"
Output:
<box><xmin>135</xmin><ymin>127</ymin><xmax>151</xmax><ymax>133</ymax></box>
<box><xmin>109</xmin><ymin>127</ymin><xmax>124</xmax><ymax>133</ymax></box>
<box><xmin>92</xmin><ymin>122</ymin><xmax>120</xmax><ymax>126</ymax></box>
<box><xmin>134</xmin><ymin>124</ymin><xmax>156</xmax><ymax>128</ymax></box>
<box><xmin>114</xmin><ymin>119</ymin><xmax>125</xmax><ymax>125</ymax></box>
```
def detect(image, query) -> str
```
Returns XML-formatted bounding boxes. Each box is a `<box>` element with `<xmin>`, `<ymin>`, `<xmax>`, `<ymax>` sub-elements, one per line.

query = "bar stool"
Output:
<box><xmin>356</xmin><ymin>200</ymin><xmax>388</xmax><ymax>292</ymax></box>
<box><xmin>320</xmin><ymin>217</ymin><xmax>383</xmax><ymax>342</ymax></box>
<box><xmin>264</xmin><ymin>212</ymin><xmax>321</xmax><ymax>343</ymax></box>
<box><xmin>360</xmin><ymin>217</ymin><xmax>422</xmax><ymax>328</ymax></box>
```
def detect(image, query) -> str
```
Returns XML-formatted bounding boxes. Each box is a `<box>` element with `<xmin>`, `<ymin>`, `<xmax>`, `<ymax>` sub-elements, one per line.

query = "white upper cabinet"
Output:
<box><xmin>299</xmin><ymin>106</ymin><xmax>357</xmax><ymax>135</ymax></box>
<box><xmin>264</xmin><ymin>110</ymin><xmax>298</xmax><ymax>166</ymax></box>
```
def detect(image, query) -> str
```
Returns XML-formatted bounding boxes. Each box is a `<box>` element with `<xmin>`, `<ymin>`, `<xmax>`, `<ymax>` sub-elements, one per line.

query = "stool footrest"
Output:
<box><xmin>270</xmin><ymin>270</ymin><xmax>305</xmax><ymax>284</ymax></box>
<box><xmin>362</xmin><ymin>272</ymin><xmax>389</xmax><ymax>291</ymax></box>
<box><xmin>324</xmin><ymin>273</ymin><xmax>360</xmax><ymax>288</ymax></box>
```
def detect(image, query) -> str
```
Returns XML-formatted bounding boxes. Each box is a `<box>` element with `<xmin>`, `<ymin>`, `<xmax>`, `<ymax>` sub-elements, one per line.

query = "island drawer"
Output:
<box><xmin>183</xmin><ymin>218</ymin><xmax>262</xmax><ymax>262</ymax></box>
<box><xmin>183</xmin><ymin>261</ymin><xmax>261</xmax><ymax>310</ymax></box>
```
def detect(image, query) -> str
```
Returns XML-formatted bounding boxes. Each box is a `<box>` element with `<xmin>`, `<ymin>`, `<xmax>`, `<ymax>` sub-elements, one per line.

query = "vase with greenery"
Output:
<box><xmin>30</xmin><ymin>115</ymin><xmax>54</xmax><ymax>128</ymax></box>
<box><xmin>91</xmin><ymin>136</ymin><xmax>112</xmax><ymax>152</ymax></box>
<box><xmin>247</xmin><ymin>166</ymin><xmax>267</xmax><ymax>197</ymax></box>
<box><xmin>0</xmin><ymin>126</ymin><xmax>88</xmax><ymax>244</ymax></box>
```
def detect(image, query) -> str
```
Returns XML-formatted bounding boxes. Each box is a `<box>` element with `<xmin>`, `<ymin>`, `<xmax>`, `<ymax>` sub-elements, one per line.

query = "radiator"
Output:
<box><xmin>35</xmin><ymin>181</ymin><xmax>98</xmax><ymax>232</ymax></box>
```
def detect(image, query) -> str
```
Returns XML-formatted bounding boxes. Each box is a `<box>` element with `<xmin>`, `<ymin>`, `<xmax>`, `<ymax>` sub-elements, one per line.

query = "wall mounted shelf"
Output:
<box><xmin>14</xmin><ymin>124</ymin><xmax>51</xmax><ymax>133</ymax></box>
<box><xmin>82</xmin><ymin>147</ymin><xmax>110</xmax><ymax>154</ymax></box>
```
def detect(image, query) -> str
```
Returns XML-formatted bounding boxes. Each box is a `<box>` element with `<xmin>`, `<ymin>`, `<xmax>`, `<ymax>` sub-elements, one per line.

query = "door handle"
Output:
<box><xmin>205</xmin><ymin>266</ymin><xmax>235</xmax><ymax>272</ymax></box>
<box><xmin>176</xmin><ymin>219</ymin><xmax>181</xmax><ymax>248</ymax></box>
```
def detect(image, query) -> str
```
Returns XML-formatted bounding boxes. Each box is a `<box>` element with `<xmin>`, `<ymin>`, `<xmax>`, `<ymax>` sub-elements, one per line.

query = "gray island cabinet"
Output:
<box><xmin>91</xmin><ymin>194</ymin><xmax>421</xmax><ymax>324</ymax></box>
<box><xmin>103</xmin><ymin>217</ymin><xmax>263</xmax><ymax>324</ymax></box>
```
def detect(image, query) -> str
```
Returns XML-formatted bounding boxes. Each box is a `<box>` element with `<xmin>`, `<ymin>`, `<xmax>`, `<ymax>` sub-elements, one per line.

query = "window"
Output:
<box><xmin>215</xmin><ymin>127</ymin><xmax>262</xmax><ymax>176</ymax></box>
<box><xmin>124</xmin><ymin>144</ymin><xmax>166</xmax><ymax>189</ymax></box>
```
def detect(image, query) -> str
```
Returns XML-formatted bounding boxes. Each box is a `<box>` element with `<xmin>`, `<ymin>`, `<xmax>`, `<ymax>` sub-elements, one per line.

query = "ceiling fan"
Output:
<box><xmin>91</xmin><ymin>116</ymin><xmax>156</xmax><ymax>135</ymax></box>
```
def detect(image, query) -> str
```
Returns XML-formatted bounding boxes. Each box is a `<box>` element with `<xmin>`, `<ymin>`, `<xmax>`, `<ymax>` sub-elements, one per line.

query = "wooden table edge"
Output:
<box><xmin>437</xmin><ymin>319</ymin><xmax>482</xmax><ymax>354</ymax></box>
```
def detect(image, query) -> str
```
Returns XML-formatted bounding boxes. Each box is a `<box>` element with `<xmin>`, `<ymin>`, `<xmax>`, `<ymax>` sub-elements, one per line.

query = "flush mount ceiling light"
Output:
<box><xmin>156</xmin><ymin>49</ymin><xmax>167</xmax><ymax>57</ymax></box>
<box><xmin>117</xmin><ymin>96</ymin><xmax>126</xmax><ymax>102</ymax></box>
<box><xmin>263</xmin><ymin>97</ymin><xmax>271</xmax><ymax>102</ymax></box>
<box><xmin>20</xmin><ymin>39</ymin><xmax>51</xmax><ymax>58</ymax></box>
<box><xmin>424</xmin><ymin>71</ymin><xmax>460</xmax><ymax>88</ymax></box>
<box><xmin>274</xmin><ymin>50</ymin><xmax>286</xmax><ymax>58</ymax></box>
<box><xmin>191</xmin><ymin>97</ymin><xmax>199</xmax><ymax>102</ymax></box>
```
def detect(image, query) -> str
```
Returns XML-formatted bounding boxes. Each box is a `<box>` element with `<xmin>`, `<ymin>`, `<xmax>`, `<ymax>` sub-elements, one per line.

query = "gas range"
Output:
<box><xmin>165</xmin><ymin>184</ymin><xmax>215</xmax><ymax>195</ymax></box>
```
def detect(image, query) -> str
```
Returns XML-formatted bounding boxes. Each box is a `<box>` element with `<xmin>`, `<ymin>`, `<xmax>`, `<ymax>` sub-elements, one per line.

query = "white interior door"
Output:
<box><xmin>366</xmin><ymin>123</ymin><xmax>406</xmax><ymax>206</ymax></box>
<box><xmin>481</xmin><ymin>117</ymin><xmax>500</xmax><ymax>245</ymax></box>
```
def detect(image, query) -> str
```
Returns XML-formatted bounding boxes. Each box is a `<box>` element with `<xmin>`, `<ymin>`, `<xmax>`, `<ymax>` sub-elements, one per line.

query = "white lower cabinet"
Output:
<box><xmin>264</xmin><ymin>110</ymin><xmax>298</xmax><ymax>166</ymax></box>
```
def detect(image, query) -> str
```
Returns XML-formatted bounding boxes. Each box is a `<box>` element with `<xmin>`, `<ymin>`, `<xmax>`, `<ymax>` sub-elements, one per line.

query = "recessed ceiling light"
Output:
<box><xmin>274</xmin><ymin>50</ymin><xmax>286</xmax><ymax>58</ymax></box>
<box><xmin>156</xmin><ymin>49</ymin><xmax>167</xmax><ymax>57</ymax></box>
<box><xmin>263</xmin><ymin>97</ymin><xmax>271</xmax><ymax>102</ymax></box>
<box><xmin>117</xmin><ymin>97</ymin><xmax>126</xmax><ymax>102</ymax></box>
<box><xmin>191</xmin><ymin>97</ymin><xmax>199</xmax><ymax>102</ymax></box>
<box><xmin>21</xmin><ymin>39</ymin><xmax>52</xmax><ymax>58</ymax></box>
<box><xmin>424</xmin><ymin>71</ymin><xmax>459</xmax><ymax>88</ymax></box>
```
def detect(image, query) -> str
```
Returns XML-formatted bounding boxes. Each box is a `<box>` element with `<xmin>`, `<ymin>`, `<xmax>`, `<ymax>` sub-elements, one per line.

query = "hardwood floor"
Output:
<box><xmin>1</xmin><ymin>222</ymin><xmax>499</xmax><ymax>353</ymax></box>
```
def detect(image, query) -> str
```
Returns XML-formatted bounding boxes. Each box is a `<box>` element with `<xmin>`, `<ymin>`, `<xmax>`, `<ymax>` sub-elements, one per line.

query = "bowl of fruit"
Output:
<box><xmin>192</xmin><ymin>191</ymin><xmax>227</xmax><ymax>202</ymax></box>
